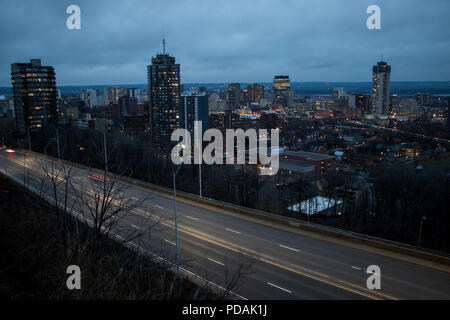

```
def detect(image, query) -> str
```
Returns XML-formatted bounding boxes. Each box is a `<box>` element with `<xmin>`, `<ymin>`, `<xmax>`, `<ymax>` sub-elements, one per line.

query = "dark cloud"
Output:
<box><xmin>1</xmin><ymin>0</ymin><xmax>449</xmax><ymax>86</ymax></box>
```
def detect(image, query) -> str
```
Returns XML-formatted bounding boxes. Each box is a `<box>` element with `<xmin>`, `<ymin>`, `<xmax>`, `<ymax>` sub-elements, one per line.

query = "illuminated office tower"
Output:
<box><xmin>273</xmin><ymin>75</ymin><xmax>290</xmax><ymax>91</ymax></box>
<box><xmin>372</xmin><ymin>61</ymin><xmax>391</xmax><ymax>115</ymax></box>
<box><xmin>11</xmin><ymin>59</ymin><xmax>58</xmax><ymax>133</ymax></box>
<box><xmin>273</xmin><ymin>75</ymin><xmax>292</xmax><ymax>108</ymax></box>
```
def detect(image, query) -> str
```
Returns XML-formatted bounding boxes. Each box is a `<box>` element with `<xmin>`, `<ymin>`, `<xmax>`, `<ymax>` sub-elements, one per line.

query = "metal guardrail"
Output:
<box><xmin>19</xmin><ymin>148</ymin><xmax>450</xmax><ymax>265</ymax></box>
<box><xmin>121</xmin><ymin>174</ymin><xmax>450</xmax><ymax>264</ymax></box>
<box><xmin>0</xmin><ymin>162</ymin><xmax>244</xmax><ymax>300</ymax></box>
<box><xmin>122</xmin><ymin>175</ymin><xmax>450</xmax><ymax>266</ymax></box>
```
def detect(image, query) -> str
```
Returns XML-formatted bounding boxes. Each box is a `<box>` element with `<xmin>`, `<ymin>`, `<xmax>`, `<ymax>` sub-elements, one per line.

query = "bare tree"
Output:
<box><xmin>34</xmin><ymin>129</ymin><xmax>252</xmax><ymax>299</ymax></box>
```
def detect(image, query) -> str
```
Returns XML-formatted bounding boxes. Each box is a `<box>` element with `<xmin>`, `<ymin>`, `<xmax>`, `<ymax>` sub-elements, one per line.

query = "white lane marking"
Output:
<box><xmin>267</xmin><ymin>282</ymin><xmax>292</xmax><ymax>294</ymax></box>
<box><xmin>154</xmin><ymin>205</ymin><xmax>164</xmax><ymax>209</ymax></box>
<box><xmin>279</xmin><ymin>244</ymin><xmax>300</xmax><ymax>252</ymax></box>
<box><xmin>131</xmin><ymin>224</ymin><xmax>140</xmax><ymax>230</ymax></box>
<box><xmin>164</xmin><ymin>239</ymin><xmax>176</xmax><ymax>246</ymax></box>
<box><xmin>207</xmin><ymin>258</ymin><xmax>225</xmax><ymax>266</ymax></box>
<box><xmin>4</xmin><ymin>158</ymin><xmax>246</xmax><ymax>301</ymax></box>
<box><xmin>186</xmin><ymin>215</ymin><xmax>199</xmax><ymax>221</ymax></box>
<box><xmin>351</xmin><ymin>266</ymin><xmax>362</xmax><ymax>271</ymax></box>
<box><xmin>180</xmin><ymin>267</ymin><xmax>247</xmax><ymax>300</ymax></box>
<box><xmin>226</xmin><ymin>228</ymin><xmax>241</xmax><ymax>235</ymax></box>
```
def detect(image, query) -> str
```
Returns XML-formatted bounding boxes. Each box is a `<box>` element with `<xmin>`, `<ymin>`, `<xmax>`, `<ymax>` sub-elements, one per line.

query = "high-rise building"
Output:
<box><xmin>273</xmin><ymin>76</ymin><xmax>290</xmax><ymax>91</ymax></box>
<box><xmin>147</xmin><ymin>40</ymin><xmax>181</xmax><ymax>153</ymax></box>
<box><xmin>127</xmin><ymin>88</ymin><xmax>141</xmax><ymax>104</ymax></box>
<box><xmin>391</xmin><ymin>97</ymin><xmax>418</xmax><ymax>116</ymax></box>
<box><xmin>225</xmin><ymin>109</ymin><xmax>236</xmax><ymax>130</ymax></box>
<box><xmin>240</xmin><ymin>89</ymin><xmax>249</xmax><ymax>106</ymax></box>
<box><xmin>80</xmin><ymin>88</ymin><xmax>99</xmax><ymax>108</ymax></box>
<box><xmin>272</xmin><ymin>76</ymin><xmax>292</xmax><ymax>108</ymax></box>
<box><xmin>119</xmin><ymin>95</ymin><xmax>138</xmax><ymax>117</ymax></box>
<box><xmin>11</xmin><ymin>59</ymin><xmax>58</xmax><ymax>133</ymax></box>
<box><xmin>226</xmin><ymin>83</ymin><xmax>240</xmax><ymax>109</ymax></box>
<box><xmin>209</xmin><ymin>110</ymin><xmax>239</xmax><ymax>133</ymax></box>
<box><xmin>180</xmin><ymin>91</ymin><xmax>209</xmax><ymax>134</ymax></box>
<box><xmin>104</xmin><ymin>86</ymin><xmax>127</xmax><ymax>105</ymax></box>
<box><xmin>371</xmin><ymin>61</ymin><xmax>391</xmax><ymax>115</ymax></box>
<box><xmin>247</xmin><ymin>83</ymin><xmax>264</xmax><ymax>103</ymax></box>
<box><xmin>349</xmin><ymin>94</ymin><xmax>371</xmax><ymax>113</ymax></box>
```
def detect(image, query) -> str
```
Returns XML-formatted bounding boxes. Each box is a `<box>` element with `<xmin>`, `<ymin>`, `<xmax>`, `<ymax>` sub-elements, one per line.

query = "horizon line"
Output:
<box><xmin>2</xmin><ymin>80</ymin><xmax>450</xmax><ymax>89</ymax></box>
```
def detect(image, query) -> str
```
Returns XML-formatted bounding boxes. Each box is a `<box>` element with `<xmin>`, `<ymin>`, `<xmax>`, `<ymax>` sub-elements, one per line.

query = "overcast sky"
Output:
<box><xmin>1</xmin><ymin>0</ymin><xmax>449</xmax><ymax>86</ymax></box>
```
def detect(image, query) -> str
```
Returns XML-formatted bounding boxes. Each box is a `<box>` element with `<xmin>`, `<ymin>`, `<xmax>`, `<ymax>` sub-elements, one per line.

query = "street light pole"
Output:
<box><xmin>27</xmin><ymin>127</ymin><xmax>31</xmax><ymax>152</ymax></box>
<box><xmin>418</xmin><ymin>216</ymin><xmax>427</xmax><ymax>247</ymax></box>
<box><xmin>103</xmin><ymin>130</ymin><xmax>108</xmax><ymax>175</ymax></box>
<box><xmin>199</xmin><ymin>162</ymin><xmax>202</xmax><ymax>198</ymax></box>
<box><xmin>44</xmin><ymin>146</ymin><xmax>48</xmax><ymax>170</ymax></box>
<box><xmin>56</xmin><ymin>127</ymin><xmax>61</xmax><ymax>160</ymax></box>
<box><xmin>44</xmin><ymin>138</ymin><xmax>57</xmax><ymax>170</ymax></box>
<box><xmin>173</xmin><ymin>165</ymin><xmax>182</xmax><ymax>276</ymax></box>
<box><xmin>23</xmin><ymin>153</ymin><xmax>26</xmax><ymax>185</ymax></box>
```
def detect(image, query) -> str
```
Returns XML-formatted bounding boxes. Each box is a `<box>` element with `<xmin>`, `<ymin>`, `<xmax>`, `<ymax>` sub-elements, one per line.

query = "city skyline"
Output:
<box><xmin>1</xmin><ymin>0</ymin><xmax>450</xmax><ymax>306</ymax></box>
<box><xmin>1</xmin><ymin>0</ymin><xmax>450</xmax><ymax>86</ymax></box>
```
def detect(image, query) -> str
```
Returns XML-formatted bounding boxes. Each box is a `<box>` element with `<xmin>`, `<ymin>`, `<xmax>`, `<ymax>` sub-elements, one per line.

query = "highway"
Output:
<box><xmin>1</xmin><ymin>148</ymin><xmax>450</xmax><ymax>300</ymax></box>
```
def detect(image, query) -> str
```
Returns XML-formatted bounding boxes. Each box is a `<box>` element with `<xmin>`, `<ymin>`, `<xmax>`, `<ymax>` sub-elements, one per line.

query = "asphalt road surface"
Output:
<box><xmin>1</xmin><ymin>148</ymin><xmax>449</xmax><ymax>300</ymax></box>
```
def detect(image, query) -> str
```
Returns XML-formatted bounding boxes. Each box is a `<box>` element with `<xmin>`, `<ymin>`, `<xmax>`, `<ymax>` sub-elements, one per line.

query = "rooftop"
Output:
<box><xmin>279</xmin><ymin>159</ymin><xmax>315</xmax><ymax>173</ymax></box>
<box><xmin>285</xmin><ymin>150</ymin><xmax>334</xmax><ymax>161</ymax></box>
<box><xmin>288</xmin><ymin>196</ymin><xmax>343</xmax><ymax>215</ymax></box>
<box><xmin>181</xmin><ymin>91</ymin><xmax>207</xmax><ymax>97</ymax></box>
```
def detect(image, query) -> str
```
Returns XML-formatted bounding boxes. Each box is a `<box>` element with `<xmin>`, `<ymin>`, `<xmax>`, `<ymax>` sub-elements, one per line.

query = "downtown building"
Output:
<box><xmin>147</xmin><ymin>47</ymin><xmax>181</xmax><ymax>154</ymax></box>
<box><xmin>104</xmin><ymin>86</ymin><xmax>127</xmax><ymax>105</ymax></box>
<box><xmin>226</xmin><ymin>83</ymin><xmax>240</xmax><ymax>109</ymax></box>
<box><xmin>127</xmin><ymin>87</ymin><xmax>141</xmax><ymax>104</ymax></box>
<box><xmin>371</xmin><ymin>61</ymin><xmax>391</xmax><ymax>115</ymax></box>
<box><xmin>348</xmin><ymin>93</ymin><xmax>371</xmax><ymax>118</ymax></box>
<box><xmin>11</xmin><ymin>59</ymin><xmax>58</xmax><ymax>133</ymax></box>
<box><xmin>247</xmin><ymin>83</ymin><xmax>264</xmax><ymax>104</ymax></box>
<box><xmin>180</xmin><ymin>91</ymin><xmax>209</xmax><ymax>135</ymax></box>
<box><xmin>80</xmin><ymin>88</ymin><xmax>99</xmax><ymax>108</ymax></box>
<box><xmin>272</xmin><ymin>75</ymin><xmax>293</xmax><ymax>108</ymax></box>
